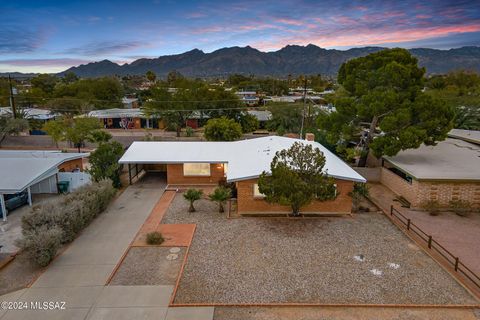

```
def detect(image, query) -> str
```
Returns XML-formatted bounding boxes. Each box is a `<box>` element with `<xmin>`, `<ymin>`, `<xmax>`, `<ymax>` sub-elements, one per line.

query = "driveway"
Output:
<box><xmin>0</xmin><ymin>176</ymin><xmax>179</xmax><ymax>319</ymax></box>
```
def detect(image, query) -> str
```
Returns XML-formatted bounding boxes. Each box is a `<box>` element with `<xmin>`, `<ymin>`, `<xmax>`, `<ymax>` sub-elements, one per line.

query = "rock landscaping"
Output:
<box><xmin>163</xmin><ymin>195</ymin><xmax>478</xmax><ymax>305</ymax></box>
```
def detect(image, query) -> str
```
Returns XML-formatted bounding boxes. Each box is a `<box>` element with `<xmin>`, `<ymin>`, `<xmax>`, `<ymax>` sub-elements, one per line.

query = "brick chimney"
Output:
<box><xmin>305</xmin><ymin>133</ymin><xmax>315</xmax><ymax>141</ymax></box>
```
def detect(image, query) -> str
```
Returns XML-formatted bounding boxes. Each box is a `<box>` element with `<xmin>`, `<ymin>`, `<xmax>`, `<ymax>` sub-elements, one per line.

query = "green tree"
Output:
<box><xmin>146</xmin><ymin>70</ymin><xmax>156</xmax><ymax>82</ymax></box>
<box><xmin>90</xmin><ymin>130</ymin><xmax>112</xmax><ymax>143</ymax></box>
<box><xmin>208</xmin><ymin>187</ymin><xmax>231</xmax><ymax>213</ymax></box>
<box><xmin>322</xmin><ymin>48</ymin><xmax>454</xmax><ymax>166</ymax></box>
<box><xmin>203</xmin><ymin>117</ymin><xmax>242</xmax><ymax>141</ymax></box>
<box><xmin>88</xmin><ymin>140</ymin><xmax>124</xmax><ymax>188</ymax></box>
<box><xmin>183</xmin><ymin>189</ymin><xmax>203</xmax><ymax>212</ymax></box>
<box><xmin>266</xmin><ymin>103</ymin><xmax>304</xmax><ymax>134</ymax></box>
<box><xmin>31</xmin><ymin>74</ymin><xmax>58</xmax><ymax>95</ymax></box>
<box><xmin>257</xmin><ymin>142</ymin><xmax>336</xmax><ymax>216</ymax></box>
<box><xmin>0</xmin><ymin>116</ymin><xmax>29</xmax><ymax>146</ymax></box>
<box><xmin>65</xmin><ymin>117</ymin><xmax>101</xmax><ymax>152</ymax></box>
<box><xmin>238</xmin><ymin>113</ymin><xmax>259</xmax><ymax>133</ymax></box>
<box><xmin>42</xmin><ymin>119</ymin><xmax>67</xmax><ymax>147</ymax></box>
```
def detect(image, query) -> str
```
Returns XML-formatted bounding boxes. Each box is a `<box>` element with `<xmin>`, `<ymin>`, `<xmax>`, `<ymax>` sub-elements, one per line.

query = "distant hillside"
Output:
<box><xmin>56</xmin><ymin>45</ymin><xmax>480</xmax><ymax>78</ymax></box>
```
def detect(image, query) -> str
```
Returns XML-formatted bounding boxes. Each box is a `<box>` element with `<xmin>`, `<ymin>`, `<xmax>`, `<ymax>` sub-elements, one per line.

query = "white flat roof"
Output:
<box><xmin>384</xmin><ymin>138</ymin><xmax>480</xmax><ymax>181</ymax></box>
<box><xmin>0</xmin><ymin>150</ymin><xmax>89</xmax><ymax>193</ymax></box>
<box><xmin>119</xmin><ymin>136</ymin><xmax>366</xmax><ymax>183</ymax></box>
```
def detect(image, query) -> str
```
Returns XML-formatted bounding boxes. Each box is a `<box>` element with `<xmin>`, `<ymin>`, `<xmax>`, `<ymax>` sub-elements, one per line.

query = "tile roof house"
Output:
<box><xmin>119</xmin><ymin>135</ymin><xmax>365</xmax><ymax>215</ymax></box>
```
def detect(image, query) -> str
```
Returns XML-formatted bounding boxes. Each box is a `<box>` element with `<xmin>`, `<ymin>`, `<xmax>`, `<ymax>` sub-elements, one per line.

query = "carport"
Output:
<box><xmin>0</xmin><ymin>151</ymin><xmax>89</xmax><ymax>221</ymax></box>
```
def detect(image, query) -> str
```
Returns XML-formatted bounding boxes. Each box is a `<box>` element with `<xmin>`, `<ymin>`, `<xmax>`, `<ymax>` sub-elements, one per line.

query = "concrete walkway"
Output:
<box><xmin>0</xmin><ymin>179</ymin><xmax>213</xmax><ymax>320</ymax></box>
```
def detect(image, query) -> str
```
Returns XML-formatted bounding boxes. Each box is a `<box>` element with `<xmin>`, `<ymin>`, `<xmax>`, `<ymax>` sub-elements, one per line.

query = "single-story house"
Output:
<box><xmin>119</xmin><ymin>135</ymin><xmax>365</xmax><ymax>215</ymax></box>
<box><xmin>0</xmin><ymin>150</ymin><xmax>90</xmax><ymax>221</ymax></box>
<box><xmin>380</xmin><ymin>130</ymin><xmax>480</xmax><ymax>208</ymax></box>
<box><xmin>87</xmin><ymin>108</ymin><xmax>159</xmax><ymax>129</ymax></box>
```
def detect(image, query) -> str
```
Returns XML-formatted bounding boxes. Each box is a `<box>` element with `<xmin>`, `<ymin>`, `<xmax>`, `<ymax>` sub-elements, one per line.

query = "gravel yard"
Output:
<box><xmin>110</xmin><ymin>247</ymin><xmax>185</xmax><ymax>286</ymax></box>
<box><xmin>163</xmin><ymin>194</ymin><xmax>477</xmax><ymax>305</ymax></box>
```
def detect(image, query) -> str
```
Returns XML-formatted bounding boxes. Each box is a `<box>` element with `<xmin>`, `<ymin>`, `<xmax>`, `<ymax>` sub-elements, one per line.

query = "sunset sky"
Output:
<box><xmin>1</xmin><ymin>0</ymin><xmax>479</xmax><ymax>73</ymax></box>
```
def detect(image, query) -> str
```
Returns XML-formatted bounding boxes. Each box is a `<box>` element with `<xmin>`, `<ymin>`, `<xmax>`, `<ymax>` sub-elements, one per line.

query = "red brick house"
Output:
<box><xmin>119</xmin><ymin>136</ymin><xmax>366</xmax><ymax>215</ymax></box>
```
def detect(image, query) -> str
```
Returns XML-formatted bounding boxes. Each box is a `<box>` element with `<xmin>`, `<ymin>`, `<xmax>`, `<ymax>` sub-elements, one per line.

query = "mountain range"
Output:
<box><xmin>56</xmin><ymin>45</ymin><xmax>480</xmax><ymax>78</ymax></box>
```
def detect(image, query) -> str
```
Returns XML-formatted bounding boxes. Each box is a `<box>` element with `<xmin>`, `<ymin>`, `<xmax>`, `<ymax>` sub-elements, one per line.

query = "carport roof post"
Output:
<box><xmin>1</xmin><ymin>194</ymin><xmax>6</xmax><ymax>222</ymax></box>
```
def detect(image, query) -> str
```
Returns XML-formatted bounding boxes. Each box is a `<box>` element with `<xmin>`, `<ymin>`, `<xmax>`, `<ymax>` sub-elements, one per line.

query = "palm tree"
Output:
<box><xmin>183</xmin><ymin>188</ymin><xmax>203</xmax><ymax>212</ymax></box>
<box><xmin>208</xmin><ymin>187</ymin><xmax>231</xmax><ymax>213</ymax></box>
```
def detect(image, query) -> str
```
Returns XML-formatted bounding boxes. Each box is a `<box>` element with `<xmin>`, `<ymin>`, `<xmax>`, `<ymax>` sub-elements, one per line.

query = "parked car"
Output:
<box><xmin>0</xmin><ymin>191</ymin><xmax>28</xmax><ymax>216</ymax></box>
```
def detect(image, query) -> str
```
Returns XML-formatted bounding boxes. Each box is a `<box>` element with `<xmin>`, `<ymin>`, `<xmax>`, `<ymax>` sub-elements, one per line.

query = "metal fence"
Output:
<box><xmin>389</xmin><ymin>205</ymin><xmax>480</xmax><ymax>291</ymax></box>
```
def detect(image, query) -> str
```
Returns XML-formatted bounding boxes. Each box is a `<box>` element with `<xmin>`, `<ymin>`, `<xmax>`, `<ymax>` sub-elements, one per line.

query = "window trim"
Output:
<box><xmin>183</xmin><ymin>163</ymin><xmax>211</xmax><ymax>177</ymax></box>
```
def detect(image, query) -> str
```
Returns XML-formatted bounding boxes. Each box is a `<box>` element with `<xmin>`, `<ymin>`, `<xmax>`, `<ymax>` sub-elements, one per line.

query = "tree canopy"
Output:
<box><xmin>203</xmin><ymin>117</ymin><xmax>242</xmax><ymax>141</ymax></box>
<box><xmin>319</xmin><ymin>48</ymin><xmax>454</xmax><ymax>166</ymax></box>
<box><xmin>88</xmin><ymin>140</ymin><xmax>124</xmax><ymax>188</ymax></box>
<box><xmin>257</xmin><ymin>142</ymin><xmax>336</xmax><ymax>216</ymax></box>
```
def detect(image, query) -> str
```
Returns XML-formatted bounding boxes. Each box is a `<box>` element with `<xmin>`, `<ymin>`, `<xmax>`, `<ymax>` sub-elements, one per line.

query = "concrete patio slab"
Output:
<box><xmin>32</xmin><ymin>265</ymin><xmax>115</xmax><ymax>288</ymax></box>
<box><xmin>2</xmin><ymin>308</ymin><xmax>90</xmax><ymax>320</ymax></box>
<box><xmin>96</xmin><ymin>285</ymin><xmax>173</xmax><ymax>308</ymax></box>
<box><xmin>166</xmin><ymin>307</ymin><xmax>214</xmax><ymax>320</ymax></box>
<box><xmin>19</xmin><ymin>286</ymin><xmax>104</xmax><ymax>309</ymax></box>
<box><xmin>86</xmin><ymin>307</ymin><xmax>168</xmax><ymax>320</ymax></box>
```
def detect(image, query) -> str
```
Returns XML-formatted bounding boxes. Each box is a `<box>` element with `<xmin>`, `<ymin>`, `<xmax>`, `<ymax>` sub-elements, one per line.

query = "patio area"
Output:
<box><xmin>163</xmin><ymin>194</ymin><xmax>478</xmax><ymax>306</ymax></box>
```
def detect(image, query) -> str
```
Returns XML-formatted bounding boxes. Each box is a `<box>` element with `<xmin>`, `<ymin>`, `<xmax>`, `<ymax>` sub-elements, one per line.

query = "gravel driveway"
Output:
<box><xmin>163</xmin><ymin>195</ymin><xmax>477</xmax><ymax>305</ymax></box>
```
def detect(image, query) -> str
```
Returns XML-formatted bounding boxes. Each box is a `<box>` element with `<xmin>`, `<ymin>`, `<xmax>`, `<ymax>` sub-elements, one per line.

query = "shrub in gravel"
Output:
<box><xmin>146</xmin><ymin>231</ymin><xmax>164</xmax><ymax>245</ymax></box>
<box><xmin>209</xmin><ymin>186</ymin><xmax>231</xmax><ymax>213</ymax></box>
<box><xmin>449</xmin><ymin>200</ymin><xmax>472</xmax><ymax>217</ymax></box>
<box><xmin>183</xmin><ymin>189</ymin><xmax>203</xmax><ymax>212</ymax></box>
<box><xmin>422</xmin><ymin>200</ymin><xmax>441</xmax><ymax>216</ymax></box>
<box><xmin>17</xmin><ymin>225</ymin><xmax>63</xmax><ymax>267</ymax></box>
<box><xmin>21</xmin><ymin>180</ymin><xmax>116</xmax><ymax>244</ymax></box>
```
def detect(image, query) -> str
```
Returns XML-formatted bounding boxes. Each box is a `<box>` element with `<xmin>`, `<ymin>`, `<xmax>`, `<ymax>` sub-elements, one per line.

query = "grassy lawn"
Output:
<box><xmin>163</xmin><ymin>194</ymin><xmax>477</xmax><ymax>305</ymax></box>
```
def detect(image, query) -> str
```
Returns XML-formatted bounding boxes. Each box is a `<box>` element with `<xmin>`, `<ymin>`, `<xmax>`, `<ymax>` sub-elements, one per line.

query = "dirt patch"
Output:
<box><xmin>163</xmin><ymin>195</ymin><xmax>478</xmax><ymax>305</ymax></box>
<box><xmin>0</xmin><ymin>253</ymin><xmax>43</xmax><ymax>296</ymax></box>
<box><xmin>109</xmin><ymin>247</ymin><xmax>185</xmax><ymax>286</ymax></box>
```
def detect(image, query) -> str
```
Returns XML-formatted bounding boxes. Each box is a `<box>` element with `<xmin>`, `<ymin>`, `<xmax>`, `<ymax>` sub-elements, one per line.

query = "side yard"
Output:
<box><xmin>369</xmin><ymin>183</ymin><xmax>480</xmax><ymax>276</ymax></box>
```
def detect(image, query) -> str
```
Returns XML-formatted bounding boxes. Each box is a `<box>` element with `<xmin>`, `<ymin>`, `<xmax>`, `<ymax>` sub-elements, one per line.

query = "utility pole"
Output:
<box><xmin>299</xmin><ymin>77</ymin><xmax>307</xmax><ymax>139</ymax></box>
<box><xmin>8</xmin><ymin>74</ymin><xmax>17</xmax><ymax>119</ymax></box>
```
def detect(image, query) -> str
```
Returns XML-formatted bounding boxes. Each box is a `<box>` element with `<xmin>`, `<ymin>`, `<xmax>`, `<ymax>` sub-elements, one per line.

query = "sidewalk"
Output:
<box><xmin>368</xmin><ymin>183</ymin><xmax>480</xmax><ymax>275</ymax></box>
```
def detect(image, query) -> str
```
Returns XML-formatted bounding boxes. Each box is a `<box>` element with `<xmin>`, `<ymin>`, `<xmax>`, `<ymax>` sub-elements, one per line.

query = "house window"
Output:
<box><xmin>183</xmin><ymin>163</ymin><xmax>211</xmax><ymax>176</ymax></box>
<box><xmin>253</xmin><ymin>184</ymin><xmax>265</xmax><ymax>198</ymax></box>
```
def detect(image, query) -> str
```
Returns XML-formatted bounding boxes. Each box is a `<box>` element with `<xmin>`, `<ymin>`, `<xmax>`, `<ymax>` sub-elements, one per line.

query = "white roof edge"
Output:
<box><xmin>227</xmin><ymin>173</ymin><xmax>366</xmax><ymax>183</ymax></box>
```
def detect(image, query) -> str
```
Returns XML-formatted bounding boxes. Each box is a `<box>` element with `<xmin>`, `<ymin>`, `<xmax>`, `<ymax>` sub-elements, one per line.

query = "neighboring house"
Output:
<box><xmin>119</xmin><ymin>135</ymin><xmax>365</xmax><ymax>215</ymax></box>
<box><xmin>247</xmin><ymin>110</ymin><xmax>272</xmax><ymax>129</ymax></box>
<box><xmin>0</xmin><ymin>150</ymin><xmax>90</xmax><ymax>221</ymax></box>
<box><xmin>122</xmin><ymin>97</ymin><xmax>139</xmax><ymax>109</ymax></box>
<box><xmin>236</xmin><ymin>91</ymin><xmax>259</xmax><ymax>106</ymax></box>
<box><xmin>380</xmin><ymin>130</ymin><xmax>480</xmax><ymax>209</ymax></box>
<box><xmin>87</xmin><ymin>108</ymin><xmax>158</xmax><ymax>129</ymax></box>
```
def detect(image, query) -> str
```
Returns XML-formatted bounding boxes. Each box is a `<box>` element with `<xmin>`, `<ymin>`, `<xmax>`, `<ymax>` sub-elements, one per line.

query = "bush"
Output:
<box><xmin>21</xmin><ymin>180</ymin><xmax>116</xmax><ymax>244</ymax></box>
<box><xmin>203</xmin><ymin>117</ymin><xmax>242</xmax><ymax>141</ymax></box>
<box><xmin>185</xmin><ymin>126</ymin><xmax>194</xmax><ymax>137</ymax></box>
<box><xmin>449</xmin><ymin>200</ymin><xmax>472</xmax><ymax>217</ymax></box>
<box><xmin>209</xmin><ymin>186</ymin><xmax>231</xmax><ymax>213</ymax></box>
<box><xmin>17</xmin><ymin>225</ymin><xmax>63</xmax><ymax>267</ymax></box>
<box><xmin>146</xmin><ymin>231</ymin><xmax>164</xmax><ymax>245</ymax></box>
<box><xmin>422</xmin><ymin>200</ymin><xmax>441</xmax><ymax>216</ymax></box>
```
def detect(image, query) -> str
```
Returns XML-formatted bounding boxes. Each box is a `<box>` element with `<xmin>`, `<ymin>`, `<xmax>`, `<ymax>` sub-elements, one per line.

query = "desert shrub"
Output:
<box><xmin>449</xmin><ymin>200</ymin><xmax>472</xmax><ymax>217</ymax></box>
<box><xmin>21</xmin><ymin>180</ymin><xmax>116</xmax><ymax>244</ymax></box>
<box><xmin>146</xmin><ymin>231</ymin><xmax>164</xmax><ymax>245</ymax></box>
<box><xmin>422</xmin><ymin>200</ymin><xmax>441</xmax><ymax>216</ymax></box>
<box><xmin>185</xmin><ymin>126</ymin><xmax>194</xmax><ymax>137</ymax></box>
<box><xmin>17</xmin><ymin>225</ymin><xmax>63</xmax><ymax>267</ymax></box>
<box><xmin>209</xmin><ymin>186</ymin><xmax>232</xmax><ymax>213</ymax></box>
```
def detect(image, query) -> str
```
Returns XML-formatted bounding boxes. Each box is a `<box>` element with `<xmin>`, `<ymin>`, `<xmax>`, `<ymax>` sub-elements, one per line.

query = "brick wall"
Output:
<box><xmin>167</xmin><ymin>163</ymin><xmax>225</xmax><ymax>185</ymax></box>
<box><xmin>380</xmin><ymin>167</ymin><xmax>480</xmax><ymax>208</ymax></box>
<box><xmin>58</xmin><ymin>158</ymin><xmax>84</xmax><ymax>172</ymax></box>
<box><xmin>380</xmin><ymin>167</ymin><xmax>420</xmax><ymax>206</ymax></box>
<box><xmin>236</xmin><ymin>178</ymin><xmax>353</xmax><ymax>214</ymax></box>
